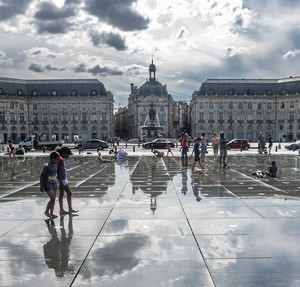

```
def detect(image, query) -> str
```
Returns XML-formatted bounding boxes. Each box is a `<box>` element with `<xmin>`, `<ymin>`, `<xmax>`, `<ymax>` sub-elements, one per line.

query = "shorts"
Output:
<box><xmin>45</xmin><ymin>182</ymin><xmax>58</xmax><ymax>192</ymax></box>
<box><xmin>220</xmin><ymin>149</ymin><xmax>227</xmax><ymax>157</ymax></box>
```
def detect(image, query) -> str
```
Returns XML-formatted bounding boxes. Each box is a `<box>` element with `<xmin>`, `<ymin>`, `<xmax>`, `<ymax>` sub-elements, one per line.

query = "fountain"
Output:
<box><xmin>141</xmin><ymin>102</ymin><xmax>164</xmax><ymax>141</ymax></box>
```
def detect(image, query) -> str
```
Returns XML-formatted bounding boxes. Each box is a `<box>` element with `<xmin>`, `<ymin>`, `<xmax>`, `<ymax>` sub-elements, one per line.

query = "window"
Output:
<box><xmin>32</xmin><ymin>90</ymin><xmax>37</xmax><ymax>96</ymax></box>
<box><xmin>199</xmin><ymin>112</ymin><xmax>204</xmax><ymax>121</ymax></box>
<box><xmin>248</xmin><ymin>103</ymin><xmax>252</xmax><ymax>109</ymax></box>
<box><xmin>20</xmin><ymin>103</ymin><xmax>24</xmax><ymax>110</ymax></box>
<box><xmin>247</xmin><ymin>110</ymin><xmax>253</xmax><ymax>120</ymax></box>
<box><xmin>289</xmin><ymin>111</ymin><xmax>295</xmax><ymax>121</ymax></box>
<box><xmin>17</xmin><ymin>89</ymin><xmax>23</xmax><ymax>96</ymax></box>
<box><xmin>228</xmin><ymin>111</ymin><xmax>233</xmax><ymax>120</ymax></box>
<box><xmin>279</xmin><ymin>112</ymin><xmax>285</xmax><ymax>121</ymax></box>
<box><xmin>238</xmin><ymin>103</ymin><xmax>243</xmax><ymax>109</ymax></box>
<box><xmin>52</xmin><ymin>90</ymin><xmax>58</xmax><ymax>96</ymax></box>
<box><xmin>101</xmin><ymin>112</ymin><xmax>107</xmax><ymax>121</ymax></box>
<box><xmin>92</xmin><ymin>112</ymin><xmax>97</xmax><ymax>121</ymax></box>
<box><xmin>208</xmin><ymin>112</ymin><xmax>214</xmax><ymax>121</ymax></box>
<box><xmin>228</xmin><ymin>102</ymin><xmax>233</xmax><ymax>110</ymax></box>
<box><xmin>199</xmin><ymin>102</ymin><xmax>204</xmax><ymax>109</ymax></box>
<box><xmin>266</xmin><ymin>112</ymin><xmax>272</xmax><ymax>120</ymax></box>
<box><xmin>19</xmin><ymin>112</ymin><xmax>25</xmax><ymax>122</ymax></box>
<box><xmin>209</xmin><ymin>102</ymin><xmax>213</xmax><ymax>109</ymax></box>
<box><xmin>207</xmin><ymin>89</ymin><xmax>215</xmax><ymax>96</ymax></box>
<box><xmin>10</xmin><ymin>102</ymin><xmax>14</xmax><ymax>109</ymax></box>
<box><xmin>62</xmin><ymin>111</ymin><xmax>68</xmax><ymax>121</ymax></box>
<box><xmin>10</xmin><ymin>112</ymin><xmax>16</xmax><ymax>121</ymax></box>
<box><xmin>238</xmin><ymin>110</ymin><xmax>243</xmax><ymax>120</ymax></box>
<box><xmin>52</xmin><ymin>112</ymin><xmax>58</xmax><ymax>122</ymax></box>
<box><xmin>160</xmin><ymin>106</ymin><xmax>164</xmax><ymax>112</ymax></box>
<box><xmin>33</xmin><ymin>104</ymin><xmax>37</xmax><ymax>110</ymax></box>
<box><xmin>43</xmin><ymin>112</ymin><xmax>48</xmax><ymax>122</ymax></box>
<box><xmin>218</xmin><ymin>111</ymin><xmax>223</xmax><ymax>120</ymax></box>
<box><xmin>257</xmin><ymin>103</ymin><xmax>262</xmax><ymax>109</ymax></box>
<box><xmin>91</xmin><ymin>90</ymin><xmax>97</xmax><ymax>95</ymax></box>
<box><xmin>82</xmin><ymin>112</ymin><xmax>87</xmax><ymax>121</ymax></box>
<box><xmin>43</xmin><ymin>103</ymin><xmax>48</xmax><ymax>111</ymax></box>
<box><xmin>0</xmin><ymin>111</ymin><xmax>5</xmax><ymax>121</ymax></box>
<box><xmin>267</xmin><ymin>103</ymin><xmax>272</xmax><ymax>110</ymax></box>
<box><xmin>246</xmin><ymin>89</ymin><xmax>253</xmax><ymax>95</ymax></box>
<box><xmin>218</xmin><ymin>102</ymin><xmax>224</xmax><ymax>109</ymax></box>
<box><xmin>257</xmin><ymin>111</ymin><xmax>262</xmax><ymax>120</ymax></box>
<box><xmin>72</xmin><ymin>112</ymin><xmax>78</xmax><ymax>121</ymax></box>
<box><xmin>71</xmin><ymin>90</ymin><xmax>78</xmax><ymax>96</ymax></box>
<box><xmin>280</xmin><ymin>103</ymin><xmax>285</xmax><ymax>109</ymax></box>
<box><xmin>227</xmin><ymin>89</ymin><xmax>234</xmax><ymax>95</ymax></box>
<box><xmin>32</xmin><ymin>112</ymin><xmax>38</xmax><ymax>122</ymax></box>
<box><xmin>290</xmin><ymin>102</ymin><xmax>294</xmax><ymax>109</ymax></box>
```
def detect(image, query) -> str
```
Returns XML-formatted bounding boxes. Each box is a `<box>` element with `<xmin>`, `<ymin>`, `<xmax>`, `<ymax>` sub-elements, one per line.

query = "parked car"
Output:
<box><xmin>227</xmin><ymin>139</ymin><xmax>250</xmax><ymax>150</ymax></box>
<box><xmin>285</xmin><ymin>141</ymin><xmax>300</xmax><ymax>151</ymax></box>
<box><xmin>75</xmin><ymin>139</ymin><xmax>108</xmax><ymax>150</ymax></box>
<box><xmin>142</xmin><ymin>138</ymin><xmax>175</xmax><ymax>149</ymax></box>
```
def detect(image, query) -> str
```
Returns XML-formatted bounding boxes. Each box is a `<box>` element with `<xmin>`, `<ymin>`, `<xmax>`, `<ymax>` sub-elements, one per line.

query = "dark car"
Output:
<box><xmin>75</xmin><ymin>139</ymin><xmax>108</xmax><ymax>150</ymax></box>
<box><xmin>227</xmin><ymin>139</ymin><xmax>250</xmax><ymax>150</ymax></box>
<box><xmin>142</xmin><ymin>138</ymin><xmax>175</xmax><ymax>149</ymax></box>
<box><xmin>285</xmin><ymin>141</ymin><xmax>300</xmax><ymax>151</ymax></box>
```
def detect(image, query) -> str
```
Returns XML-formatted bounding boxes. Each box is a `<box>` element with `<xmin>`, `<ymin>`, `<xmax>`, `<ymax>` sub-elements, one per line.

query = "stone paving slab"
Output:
<box><xmin>0</xmin><ymin>152</ymin><xmax>300</xmax><ymax>286</ymax></box>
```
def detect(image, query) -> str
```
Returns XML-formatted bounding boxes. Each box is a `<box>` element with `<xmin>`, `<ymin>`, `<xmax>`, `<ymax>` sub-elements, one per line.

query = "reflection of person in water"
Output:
<box><xmin>150</xmin><ymin>195</ymin><xmax>157</xmax><ymax>213</ymax></box>
<box><xmin>181</xmin><ymin>167</ymin><xmax>188</xmax><ymax>195</ymax></box>
<box><xmin>43</xmin><ymin>215</ymin><xmax>75</xmax><ymax>277</ymax></box>
<box><xmin>192</xmin><ymin>184</ymin><xmax>202</xmax><ymax>202</ymax></box>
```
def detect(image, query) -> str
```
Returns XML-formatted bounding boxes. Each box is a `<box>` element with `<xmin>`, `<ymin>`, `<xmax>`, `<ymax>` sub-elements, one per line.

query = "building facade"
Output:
<box><xmin>0</xmin><ymin>78</ymin><xmax>114</xmax><ymax>143</ymax></box>
<box><xmin>125</xmin><ymin>61</ymin><xmax>189</xmax><ymax>140</ymax></box>
<box><xmin>191</xmin><ymin>77</ymin><xmax>300</xmax><ymax>141</ymax></box>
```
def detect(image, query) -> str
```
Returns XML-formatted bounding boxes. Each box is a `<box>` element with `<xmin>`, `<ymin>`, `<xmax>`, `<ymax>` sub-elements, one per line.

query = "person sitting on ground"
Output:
<box><xmin>97</xmin><ymin>152</ymin><xmax>110</xmax><ymax>163</ymax></box>
<box><xmin>266</xmin><ymin>160</ymin><xmax>277</xmax><ymax>178</ymax></box>
<box><xmin>152</xmin><ymin>149</ymin><xmax>164</xmax><ymax>158</ymax></box>
<box><xmin>16</xmin><ymin>145</ymin><xmax>26</xmax><ymax>155</ymax></box>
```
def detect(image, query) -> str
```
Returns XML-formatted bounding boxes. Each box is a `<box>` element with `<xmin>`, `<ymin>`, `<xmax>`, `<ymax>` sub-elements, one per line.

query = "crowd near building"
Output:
<box><xmin>1</xmin><ymin>61</ymin><xmax>300</xmax><ymax>143</ymax></box>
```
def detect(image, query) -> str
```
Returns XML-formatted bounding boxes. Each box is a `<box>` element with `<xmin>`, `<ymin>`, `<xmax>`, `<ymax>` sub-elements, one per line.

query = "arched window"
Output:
<box><xmin>71</xmin><ymin>90</ymin><xmax>78</xmax><ymax>96</ymax></box>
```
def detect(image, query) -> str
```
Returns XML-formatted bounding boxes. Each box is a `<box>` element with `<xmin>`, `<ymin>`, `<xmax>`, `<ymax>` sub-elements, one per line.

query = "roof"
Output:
<box><xmin>137</xmin><ymin>80</ymin><xmax>169</xmax><ymax>98</ymax></box>
<box><xmin>198</xmin><ymin>77</ymin><xmax>300</xmax><ymax>96</ymax></box>
<box><xmin>0</xmin><ymin>77</ymin><xmax>108</xmax><ymax>97</ymax></box>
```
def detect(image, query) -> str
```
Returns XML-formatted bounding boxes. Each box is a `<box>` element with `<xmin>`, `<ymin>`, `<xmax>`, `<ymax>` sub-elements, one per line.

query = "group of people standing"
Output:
<box><xmin>179</xmin><ymin>131</ymin><xmax>228</xmax><ymax>172</ymax></box>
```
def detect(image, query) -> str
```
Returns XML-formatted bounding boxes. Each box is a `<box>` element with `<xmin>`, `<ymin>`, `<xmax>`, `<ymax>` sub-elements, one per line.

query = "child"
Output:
<box><xmin>97</xmin><ymin>152</ymin><xmax>110</xmax><ymax>163</ymax></box>
<box><xmin>192</xmin><ymin>137</ymin><xmax>203</xmax><ymax>172</ymax></box>
<box><xmin>166</xmin><ymin>143</ymin><xmax>173</xmax><ymax>156</ymax></box>
<box><xmin>7</xmin><ymin>139</ymin><xmax>17</xmax><ymax>161</ymax></box>
<box><xmin>266</xmin><ymin>160</ymin><xmax>277</xmax><ymax>178</ymax></box>
<box><xmin>40</xmin><ymin>152</ymin><xmax>61</xmax><ymax>219</ymax></box>
<box><xmin>57</xmin><ymin>147</ymin><xmax>78</xmax><ymax>215</ymax></box>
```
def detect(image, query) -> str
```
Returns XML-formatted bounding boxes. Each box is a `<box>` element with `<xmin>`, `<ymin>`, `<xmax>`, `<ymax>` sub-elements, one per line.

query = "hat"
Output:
<box><xmin>60</xmin><ymin>146</ymin><xmax>73</xmax><ymax>155</ymax></box>
<box><xmin>50</xmin><ymin>151</ymin><xmax>63</xmax><ymax>160</ymax></box>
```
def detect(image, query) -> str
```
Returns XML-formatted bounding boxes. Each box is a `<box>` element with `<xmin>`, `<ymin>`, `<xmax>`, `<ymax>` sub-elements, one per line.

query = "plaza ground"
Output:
<box><xmin>0</xmin><ymin>146</ymin><xmax>300</xmax><ymax>286</ymax></box>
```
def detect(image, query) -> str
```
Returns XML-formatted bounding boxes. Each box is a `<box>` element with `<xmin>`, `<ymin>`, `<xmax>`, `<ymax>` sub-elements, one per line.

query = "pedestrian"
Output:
<box><xmin>40</xmin><ymin>151</ymin><xmax>61</xmax><ymax>219</ymax></box>
<box><xmin>211</xmin><ymin>133</ymin><xmax>219</xmax><ymax>160</ymax></box>
<box><xmin>166</xmin><ymin>143</ymin><xmax>173</xmax><ymax>156</ymax></box>
<box><xmin>200</xmin><ymin>133</ymin><xmax>207</xmax><ymax>167</ymax></box>
<box><xmin>219</xmin><ymin>132</ymin><xmax>228</xmax><ymax>168</ymax></box>
<box><xmin>192</xmin><ymin>137</ymin><xmax>203</xmax><ymax>171</ymax></box>
<box><xmin>7</xmin><ymin>139</ymin><xmax>17</xmax><ymax>161</ymax></box>
<box><xmin>258</xmin><ymin>132</ymin><xmax>265</xmax><ymax>154</ymax></box>
<box><xmin>77</xmin><ymin>136</ymin><xmax>83</xmax><ymax>154</ymax></box>
<box><xmin>57</xmin><ymin>147</ymin><xmax>78</xmax><ymax>215</ymax></box>
<box><xmin>152</xmin><ymin>149</ymin><xmax>164</xmax><ymax>157</ymax></box>
<box><xmin>180</xmin><ymin>131</ymin><xmax>189</xmax><ymax>161</ymax></box>
<box><xmin>268</xmin><ymin>134</ymin><xmax>273</xmax><ymax>155</ymax></box>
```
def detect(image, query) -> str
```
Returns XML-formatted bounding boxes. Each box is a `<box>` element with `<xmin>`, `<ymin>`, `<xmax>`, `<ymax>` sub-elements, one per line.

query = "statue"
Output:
<box><xmin>148</xmin><ymin>103</ymin><xmax>156</xmax><ymax>121</ymax></box>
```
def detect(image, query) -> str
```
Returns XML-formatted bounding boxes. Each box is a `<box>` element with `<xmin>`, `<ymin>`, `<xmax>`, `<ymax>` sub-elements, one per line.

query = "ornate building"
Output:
<box><xmin>191</xmin><ymin>77</ymin><xmax>300</xmax><ymax>141</ymax></box>
<box><xmin>0</xmin><ymin>78</ymin><xmax>114</xmax><ymax>143</ymax></box>
<box><xmin>125</xmin><ymin>60</ymin><xmax>189</xmax><ymax>140</ymax></box>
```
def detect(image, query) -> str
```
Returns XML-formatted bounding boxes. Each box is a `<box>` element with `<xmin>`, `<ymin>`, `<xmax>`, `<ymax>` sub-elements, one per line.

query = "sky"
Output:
<box><xmin>1</xmin><ymin>0</ymin><xmax>300</xmax><ymax>107</ymax></box>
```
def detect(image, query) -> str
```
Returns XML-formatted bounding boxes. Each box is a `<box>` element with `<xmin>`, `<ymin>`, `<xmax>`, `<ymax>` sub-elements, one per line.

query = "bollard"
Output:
<box><xmin>133</xmin><ymin>145</ymin><xmax>135</xmax><ymax>152</ymax></box>
<box><xmin>43</xmin><ymin>146</ymin><xmax>46</xmax><ymax>153</ymax></box>
<box><xmin>275</xmin><ymin>146</ymin><xmax>278</xmax><ymax>152</ymax></box>
<box><xmin>240</xmin><ymin>146</ymin><xmax>243</xmax><ymax>152</ymax></box>
<box><xmin>125</xmin><ymin>142</ymin><xmax>127</xmax><ymax>148</ymax></box>
<box><xmin>278</xmin><ymin>143</ymin><xmax>281</xmax><ymax>149</ymax></box>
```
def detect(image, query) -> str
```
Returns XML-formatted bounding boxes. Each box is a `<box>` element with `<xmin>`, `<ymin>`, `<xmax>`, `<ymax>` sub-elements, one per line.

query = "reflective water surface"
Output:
<box><xmin>0</xmin><ymin>154</ymin><xmax>300</xmax><ymax>286</ymax></box>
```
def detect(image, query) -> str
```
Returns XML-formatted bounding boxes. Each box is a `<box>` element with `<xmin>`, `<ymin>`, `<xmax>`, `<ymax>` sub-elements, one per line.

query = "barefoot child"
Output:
<box><xmin>40</xmin><ymin>152</ymin><xmax>61</xmax><ymax>219</ymax></box>
<box><xmin>57</xmin><ymin>147</ymin><xmax>78</xmax><ymax>215</ymax></box>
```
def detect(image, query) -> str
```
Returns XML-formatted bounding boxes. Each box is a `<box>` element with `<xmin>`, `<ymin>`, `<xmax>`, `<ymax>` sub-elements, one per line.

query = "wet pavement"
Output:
<box><xmin>0</xmin><ymin>150</ymin><xmax>300</xmax><ymax>286</ymax></box>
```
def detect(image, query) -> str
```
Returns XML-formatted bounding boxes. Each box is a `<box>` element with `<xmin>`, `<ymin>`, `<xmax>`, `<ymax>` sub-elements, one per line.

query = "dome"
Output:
<box><xmin>137</xmin><ymin>80</ymin><xmax>168</xmax><ymax>97</ymax></box>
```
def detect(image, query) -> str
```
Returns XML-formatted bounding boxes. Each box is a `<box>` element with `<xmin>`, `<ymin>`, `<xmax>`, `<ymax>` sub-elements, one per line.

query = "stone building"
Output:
<box><xmin>125</xmin><ymin>60</ymin><xmax>189</xmax><ymax>140</ymax></box>
<box><xmin>191</xmin><ymin>77</ymin><xmax>300</xmax><ymax>141</ymax></box>
<box><xmin>0</xmin><ymin>77</ymin><xmax>114</xmax><ymax>143</ymax></box>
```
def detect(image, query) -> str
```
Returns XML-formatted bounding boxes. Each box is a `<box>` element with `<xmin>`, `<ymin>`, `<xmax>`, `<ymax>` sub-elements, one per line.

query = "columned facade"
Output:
<box><xmin>191</xmin><ymin>78</ymin><xmax>300</xmax><ymax>141</ymax></box>
<box><xmin>0</xmin><ymin>78</ymin><xmax>114</xmax><ymax>143</ymax></box>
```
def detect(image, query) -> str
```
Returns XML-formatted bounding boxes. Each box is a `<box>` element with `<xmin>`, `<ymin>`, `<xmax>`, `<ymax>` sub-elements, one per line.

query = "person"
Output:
<box><xmin>97</xmin><ymin>152</ymin><xmax>110</xmax><ymax>163</ymax></box>
<box><xmin>180</xmin><ymin>131</ymin><xmax>189</xmax><ymax>161</ymax></box>
<box><xmin>266</xmin><ymin>160</ymin><xmax>277</xmax><ymax>178</ymax></box>
<box><xmin>258</xmin><ymin>132</ymin><xmax>265</xmax><ymax>154</ymax></box>
<box><xmin>268</xmin><ymin>134</ymin><xmax>273</xmax><ymax>155</ymax></box>
<box><xmin>211</xmin><ymin>133</ymin><xmax>219</xmax><ymax>160</ymax></box>
<box><xmin>192</xmin><ymin>137</ymin><xmax>202</xmax><ymax>171</ymax></box>
<box><xmin>16</xmin><ymin>145</ymin><xmax>26</xmax><ymax>155</ymax></box>
<box><xmin>200</xmin><ymin>133</ymin><xmax>207</xmax><ymax>166</ymax></box>
<box><xmin>166</xmin><ymin>143</ymin><xmax>173</xmax><ymax>156</ymax></box>
<box><xmin>152</xmin><ymin>149</ymin><xmax>164</xmax><ymax>157</ymax></box>
<box><xmin>57</xmin><ymin>147</ymin><xmax>78</xmax><ymax>216</ymax></box>
<box><xmin>219</xmin><ymin>132</ymin><xmax>228</xmax><ymax>167</ymax></box>
<box><xmin>77</xmin><ymin>137</ymin><xmax>83</xmax><ymax>154</ymax></box>
<box><xmin>40</xmin><ymin>151</ymin><xmax>61</xmax><ymax>219</ymax></box>
<box><xmin>7</xmin><ymin>139</ymin><xmax>17</xmax><ymax>161</ymax></box>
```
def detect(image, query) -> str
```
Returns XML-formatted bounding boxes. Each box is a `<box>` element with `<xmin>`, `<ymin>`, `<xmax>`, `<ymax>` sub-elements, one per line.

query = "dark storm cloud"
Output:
<box><xmin>36</xmin><ymin>19</ymin><xmax>71</xmax><ymax>34</ymax></box>
<box><xmin>0</xmin><ymin>0</ymin><xmax>31</xmax><ymax>21</ymax></box>
<box><xmin>84</xmin><ymin>0</ymin><xmax>150</xmax><ymax>31</ymax></box>
<box><xmin>89</xmin><ymin>31</ymin><xmax>127</xmax><ymax>51</ymax></box>
<box><xmin>73</xmin><ymin>63</ymin><xmax>123</xmax><ymax>76</ymax></box>
<box><xmin>29</xmin><ymin>63</ymin><xmax>65</xmax><ymax>72</ymax></box>
<box><xmin>34</xmin><ymin>2</ymin><xmax>76</xmax><ymax>21</ymax></box>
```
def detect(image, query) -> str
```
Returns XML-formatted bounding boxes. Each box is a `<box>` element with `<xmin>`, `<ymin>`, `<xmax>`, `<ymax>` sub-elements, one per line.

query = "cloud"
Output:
<box><xmin>0</xmin><ymin>50</ymin><xmax>13</xmax><ymax>66</ymax></box>
<box><xmin>84</xmin><ymin>0</ymin><xmax>150</xmax><ymax>31</ymax></box>
<box><xmin>89</xmin><ymin>31</ymin><xmax>127</xmax><ymax>51</ymax></box>
<box><xmin>73</xmin><ymin>63</ymin><xmax>123</xmax><ymax>76</ymax></box>
<box><xmin>283</xmin><ymin>49</ymin><xmax>300</xmax><ymax>60</ymax></box>
<box><xmin>28</xmin><ymin>63</ymin><xmax>65</xmax><ymax>72</ymax></box>
<box><xmin>0</xmin><ymin>0</ymin><xmax>31</xmax><ymax>21</ymax></box>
